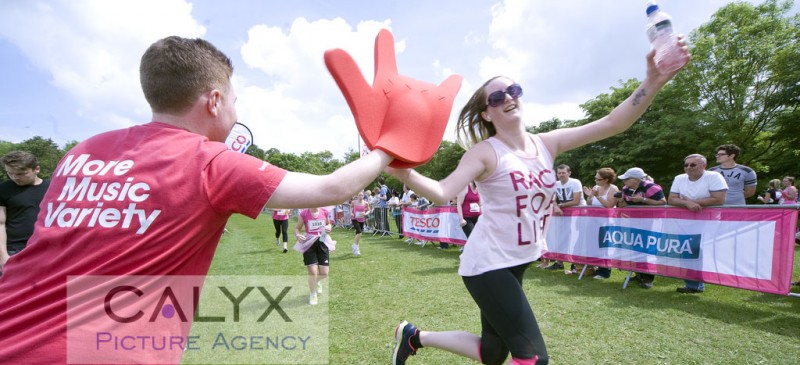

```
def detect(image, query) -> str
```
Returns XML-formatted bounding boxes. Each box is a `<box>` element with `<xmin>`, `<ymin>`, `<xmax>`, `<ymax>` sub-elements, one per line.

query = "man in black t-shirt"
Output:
<box><xmin>1</xmin><ymin>151</ymin><xmax>50</xmax><ymax>271</ymax></box>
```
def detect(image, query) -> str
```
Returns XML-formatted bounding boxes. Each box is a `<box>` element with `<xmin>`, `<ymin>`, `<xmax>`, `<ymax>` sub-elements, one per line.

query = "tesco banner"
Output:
<box><xmin>401</xmin><ymin>207</ymin><xmax>467</xmax><ymax>245</ymax></box>
<box><xmin>545</xmin><ymin>206</ymin><xmax>798</xmax><ymax>296</ymax></box>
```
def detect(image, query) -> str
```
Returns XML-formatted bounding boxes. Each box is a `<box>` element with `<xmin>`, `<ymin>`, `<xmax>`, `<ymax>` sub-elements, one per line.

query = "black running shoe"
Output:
<box><xmin>392</xmin><ymin>320</ymin><xmax>418</xmax><ymax>365</ymax></box>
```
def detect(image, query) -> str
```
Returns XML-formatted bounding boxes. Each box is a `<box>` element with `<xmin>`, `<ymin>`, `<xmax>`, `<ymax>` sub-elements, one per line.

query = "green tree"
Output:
<box><xmin>678</xmin><ymin>0</ymin><xmax>800</xmax><ymax>179</ymax></box>
<box><xmin>4</xmin><ymin>136</ymin><xmax>64</xmax><ymax>180</ymax></box>
<box><xmin>416</xmin><ymin>140</ymin><xmax>466</xmax><ymax>182</ymax></box>
<box><xmin>63</xmin><ymin>140</ymin><xmax>80</xmax><ymax>154</ymax></box>
<box><xmin>264</xmin><ymin>148</ymin><xmax>304</xmax><ymax>171</ymax></box>
<box><xmin>245</xmin><ymin>144</ymin><xmax>267</xmax><ymax>160</ymax></box>
<box><xmin>342</xmin><ymin>148</ymin><xmax>360</xmax><ymax>164</ymax></box>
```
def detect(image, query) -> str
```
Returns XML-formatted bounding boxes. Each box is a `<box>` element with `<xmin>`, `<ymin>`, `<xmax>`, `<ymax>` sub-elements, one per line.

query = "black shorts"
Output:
<box><xmin>352</xmin><ymin>220</ymin><xmax>364</xmax><ymax>234</ymax></box>
<box><xmin>302</xmin><ymin>239</ymin><xmax>330</xmax><ymax>266</ymax></box>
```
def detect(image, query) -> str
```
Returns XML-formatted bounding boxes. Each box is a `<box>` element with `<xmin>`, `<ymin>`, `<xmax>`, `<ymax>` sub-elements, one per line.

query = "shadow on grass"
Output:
<box><xmin>524</xmin><ymin>266</ymin><xmax>800</xmax><ymax>338</ymax></box>
<box><xmin>239</xmin><ymin>249</ymin><xmax>271</xmax><ymax>255</ymax></box>
<box><xmin>412</xmin><ymin>266</ymin><xmax>459</xmax><ymax>276</ymax></box>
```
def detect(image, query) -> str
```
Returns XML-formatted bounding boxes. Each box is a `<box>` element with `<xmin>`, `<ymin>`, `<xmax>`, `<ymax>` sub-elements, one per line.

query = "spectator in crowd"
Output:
<box><xmin>376</xmin><ymin>176</ymin><xmax>390</xmax><ymax>232</ymax></box>
<box><xmin>294</xmin><ymin>207</ymin><xmax>335</xmax><ymax>305</ymax></box>
<box><xmin>389</xmin><ymin>40</ymin><xmax>688</xmax><ymax>364</ymax></box>
<box><xmin>709</xmin><ymin>144</ymin><xmax>756</xmax><ymax>205</ymax></box>
<box><xmin>0</xmin><ymin>151</ymin><xmax>50</xmax><ymax>271</ymax></box>
<box><xmin>350</xmin><ymin>191</ymin><xmax>370</xmax><ymax>256</ymax></box>
<box><xmin>408</xmin><ymin>193</ymin><xmax>429</xmax><ymax>246</ymax></box>
<box><xmin>387</xmin><ymin>190</ymin><xmax>402</xmax><ymax>243</ymax></box>
<box><xmin>616</xmin><ymin>167</ymin><xmax>666</xmax><ymax>288</ymax></box>
<box><xmin>456</xmin><ymin>181</ymin><xmax>481</xmax><ymax>252</ymax></box>
<box><xmin>370</xmin><ymin>186</ymin><xmax>382</xmax><ymax>206</ymax></box>
<box><xmin>582</xmin><ymin>167</ymin><xmax>619</xmax><ymax>279</ymax></box>
<box><xmin>547</xmin><ymin>164</ymin><xmax>586</xmax><ymax>273</ymax></box>
<box><xmin>757</xmin><ymin>179</ymin><xmax>783</xmax><ymax>204</ymax></box>
<box><xmin>0</xmin><ymin>36</ymin><xmax>394</xmax><ymax>363</ymax></box>
<box><xmin>781</xmin><ymin>176</ymin><xmax>797</xmax><ymax>205</ymax></box>
<box><xmin>399</xmin><ymin>184</ymin><xmax>414</xmax><ymax>240</ymax></box>
<box><xmin>270</xmin><ymin>208</ymin><xmax>290</xmax><ymax>253</ymax></box>
<box><xmin>668</xmin><ymin>154</ymin><xmax>728</xmax><ymax>294</ymax></box>
<box><xmin>368</xmin><ymin>186</ymin><xmax>381</xmax><ymax>231</ymax></box>
<box><xmin>780</xmin><ymin>176</ymin><xmax>800</xmax><ymax>246</ymax></box>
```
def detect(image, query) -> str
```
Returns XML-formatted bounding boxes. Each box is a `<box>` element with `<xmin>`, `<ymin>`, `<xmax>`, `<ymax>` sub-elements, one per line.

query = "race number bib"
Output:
<box><xmin>309</xmin><ymin>219</ymin><xmax>326</xmax><ymax>230</ymax></box>
<box><xmin>469</xmin><ymin>202</ymin><xmax>480</xmax><ymax>213</ymax></box>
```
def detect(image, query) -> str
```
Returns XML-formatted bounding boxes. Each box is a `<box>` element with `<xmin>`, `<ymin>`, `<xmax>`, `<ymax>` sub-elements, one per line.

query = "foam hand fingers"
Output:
<box><xmin>325</xmin><ymin>48</ymin><xmax>385</xmax><ymax>146</ymax></box>
<box><xmin>325</xmin><ymin>29</ymin><xmax>463</xmax><ymax>169</ymax></box>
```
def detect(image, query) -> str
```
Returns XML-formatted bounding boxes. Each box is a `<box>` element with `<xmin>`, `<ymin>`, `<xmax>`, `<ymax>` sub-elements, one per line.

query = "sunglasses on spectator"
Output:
<box><xmin>715</xmin><ymin>153</ymin><xmax>728</xmax><ymax>157</ymax></box>
<box><xmin>683</xmin><ymin>163</ymin><xmax>698</xmax><ymax>168</ymax></box>
<box><xmin>486</xmin><ymin>84</ymin><xmax>523</xmax><ymax>107</ymax></box>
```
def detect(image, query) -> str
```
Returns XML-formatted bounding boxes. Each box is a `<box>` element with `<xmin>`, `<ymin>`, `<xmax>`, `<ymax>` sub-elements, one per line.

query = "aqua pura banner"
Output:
<box><xmin>544</xmin><ymin>206</ymin><xmax>798</xmax><ymax>296</ymax></box>
<box><xmin>401</xmin><ymin>206</ymin><xmax>467</xmax><ymax>245</ymax></box>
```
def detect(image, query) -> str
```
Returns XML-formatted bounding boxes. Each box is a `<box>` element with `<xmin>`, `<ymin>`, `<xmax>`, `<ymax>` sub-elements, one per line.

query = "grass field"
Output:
<box><xmin>196</xmin><ymin>213</ymin><xmax>800</xmax><ymax>365</ymax></box>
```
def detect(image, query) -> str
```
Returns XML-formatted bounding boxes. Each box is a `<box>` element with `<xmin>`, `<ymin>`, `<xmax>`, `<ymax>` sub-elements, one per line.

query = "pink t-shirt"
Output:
<box><xmin>0</xmin><ymin>122</ymin><xmax>287</xmax><ymax>363</ymax></box>
<box><xmin>272</xmin><ymin>209</ymin><xmax>290</xmax><ymax>220</ymax></box>
<box><xmin>459</xmin><ymin>135</ymin><xmax>556</xmax><ymax>276</ymax></box>
<box><xmin>352</xmin><ymin>202</ymin><xmax>367</xmax><ymax>222</ymax></box>
<box><xmin>300</xmin><ymin>208</ymin><xmax>329</xmax><ymax>236</ymax></box>
<box><xmin>461</xmin><ymin>184</ymin><xmax>482</xmax><ymax>218</ymax></box>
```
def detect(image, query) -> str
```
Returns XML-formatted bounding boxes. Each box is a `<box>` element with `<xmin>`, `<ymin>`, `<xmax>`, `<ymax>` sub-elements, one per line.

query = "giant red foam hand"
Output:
<box><xmin>325</xmin><ymin>29</ymin><xmax>463</xmax><ymax>168</ymax></box>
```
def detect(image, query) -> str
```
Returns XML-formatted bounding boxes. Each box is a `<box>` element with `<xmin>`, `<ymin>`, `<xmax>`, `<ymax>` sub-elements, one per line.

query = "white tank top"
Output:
<box><xmin>590</xmin><ymin>187</ymin><xmax>612</xmax><ymax>207</ymax></box>
<box><xmin>458</xmin><ymin>134</ymin><xmax>557</xmax><ymax>276</ymax></box>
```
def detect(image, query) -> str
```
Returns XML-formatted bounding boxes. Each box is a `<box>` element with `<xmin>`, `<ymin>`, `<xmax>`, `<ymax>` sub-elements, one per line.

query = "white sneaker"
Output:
<box><xmin>309</xmin><ymin>293</ymin><xmax>318</xmax><ymax>305</ymax></box>
<box><xmin>352</xmin><ymin>244</ymin><xmax>361</xmax><ymax>256</ymax></box>
<box><xmin>275</xmin><ymin>237</ymin><xmax>280</xmax><ymax>247</ymax></box>
<box><xmin>316</xmin><ymin>283</ymin><xmax>323</xmax><ymax>294</ymax></box>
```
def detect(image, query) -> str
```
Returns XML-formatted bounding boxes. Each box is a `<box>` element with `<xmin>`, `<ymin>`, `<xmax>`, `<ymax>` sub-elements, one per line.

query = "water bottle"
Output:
<box><xmin>646</xmin><ymin>0</ymin><xmax>687</xmax><ymax>73</ymax></box>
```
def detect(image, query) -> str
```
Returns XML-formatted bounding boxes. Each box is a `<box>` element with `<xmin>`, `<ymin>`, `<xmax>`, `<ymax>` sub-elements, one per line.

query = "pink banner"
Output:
<box><xmin>401</xmin><ymin>206</ymin><xmax>467</xmax><ymax>245</ymax></box>
<box><xmin>545</xmin><ymin>206</ymin><xmax>797</xmax><ymax>296</ymax></box>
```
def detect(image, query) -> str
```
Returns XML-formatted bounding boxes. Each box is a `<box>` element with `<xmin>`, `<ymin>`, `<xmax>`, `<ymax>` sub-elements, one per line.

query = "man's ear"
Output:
<box><xmin>207</xmin><ymin>89</ymin><xmax>223</xmax><ymax>116</ymax></box>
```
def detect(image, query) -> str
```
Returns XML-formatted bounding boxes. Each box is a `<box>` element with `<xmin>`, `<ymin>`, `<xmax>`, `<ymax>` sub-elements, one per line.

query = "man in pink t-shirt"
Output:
<box><xmin>0</xmin><ymin>36</ymin><xmax>392</xmax><ymax>364</ymax></box>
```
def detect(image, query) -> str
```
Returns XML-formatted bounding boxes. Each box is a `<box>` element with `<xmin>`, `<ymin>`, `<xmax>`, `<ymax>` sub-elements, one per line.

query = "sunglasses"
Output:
<box><xmin>715</xmin><ymin>153</ymin><xmax>728</xmax><ymax>157</ymax></box>
<box><xmin>683</xmin><ymin>163</ymin><xmax>698</xmax><ymax>168</ymax></box>
<box><xmin>486</xmin><ymin>84</ymin><xmax>523</xmax><ymax>107</ymax></box>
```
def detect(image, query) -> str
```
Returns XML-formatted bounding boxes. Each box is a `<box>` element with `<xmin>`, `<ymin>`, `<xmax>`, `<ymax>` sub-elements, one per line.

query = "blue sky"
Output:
<box><xmin>1</xmin><ymin>0</ymin><xmax>796</xmax><ymax>159</ymax></box>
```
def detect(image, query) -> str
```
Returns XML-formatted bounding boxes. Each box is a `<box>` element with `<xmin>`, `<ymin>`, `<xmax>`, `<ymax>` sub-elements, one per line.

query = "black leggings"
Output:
<box><xmin>462</xmin><ymin>216</ymin><xmax>479</xmax><ymax>237</ymax></box>
<box><xmin>273</xmin><ymin>219</ymin><xmax>289</xmax><ymax>243</ymax></box>
<box><xmin>462</xmin><ymin>263</ymin><xmax>548</xmax><ymax>365</ymax></box>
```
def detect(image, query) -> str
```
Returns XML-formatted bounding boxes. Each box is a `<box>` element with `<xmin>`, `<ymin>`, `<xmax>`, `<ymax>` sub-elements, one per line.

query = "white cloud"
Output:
<box><xmin>237</xmin><ymin>17</ymin><xmax>396</xmax><ymax>158</ymax></box>
<box><xmin>2</xmin><ymin>0</ymin><xmax>791</xmax><ymax>158</ymax></box>
<box><xmin>0</xmin><ymin>0</ymin><xmax>206</xmax><ymax>133</ymax></box>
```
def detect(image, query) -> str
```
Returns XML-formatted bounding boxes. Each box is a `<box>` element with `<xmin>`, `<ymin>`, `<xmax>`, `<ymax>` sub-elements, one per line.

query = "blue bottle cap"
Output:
<box><xmin>646</xmin><ymin>4</ymin><xmax>659</xmax><ymax>15</ymax></box>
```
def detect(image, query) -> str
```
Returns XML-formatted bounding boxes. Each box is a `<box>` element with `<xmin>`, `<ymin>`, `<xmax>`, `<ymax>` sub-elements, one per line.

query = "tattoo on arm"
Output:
<box><xmin>631</xmin><ymin>88</ymin><xmax>646</xmax><ymax>106</ymax></box>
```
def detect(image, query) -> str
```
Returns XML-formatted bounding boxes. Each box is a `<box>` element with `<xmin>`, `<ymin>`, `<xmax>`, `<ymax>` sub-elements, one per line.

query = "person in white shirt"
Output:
<box><xmin>544</xmin><ymin>164</ymin><xmax>586</xmax><ymax>273</ymax></box>
<box><xmin>668</xmin><ymin>153</ymin><xmax>728</xmax><ymax>294</ymax></box>
<box><xmin>400</xmin><ymin>184</ymin><xmax>415</xmax><ymax>242</ymax></box>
